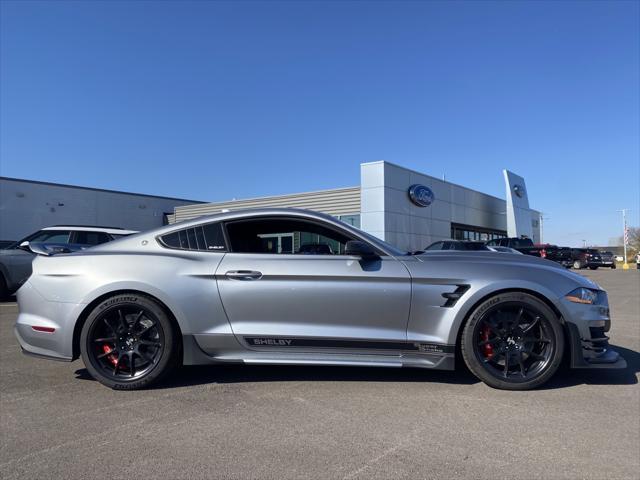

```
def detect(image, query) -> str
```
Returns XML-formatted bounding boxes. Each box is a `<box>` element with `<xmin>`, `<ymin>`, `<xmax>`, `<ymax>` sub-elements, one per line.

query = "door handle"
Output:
<box><xmin>225</xmin><ymin>270</ymin><xmax>263</xmax><ymax>280</ymax></box>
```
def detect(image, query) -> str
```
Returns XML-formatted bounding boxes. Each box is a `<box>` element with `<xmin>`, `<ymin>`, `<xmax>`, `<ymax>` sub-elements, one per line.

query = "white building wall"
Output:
<box><xmin>0</xmin><ymin>178</ymin><xmax>200</xmax><ymax>240</ymax></box>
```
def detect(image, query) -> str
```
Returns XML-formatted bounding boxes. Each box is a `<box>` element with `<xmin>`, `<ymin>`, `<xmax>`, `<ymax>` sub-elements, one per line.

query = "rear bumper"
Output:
<box><xmin>14</xmin><ymin>281</ymin><xmax>83</xmax><ymax>361</ymax></box>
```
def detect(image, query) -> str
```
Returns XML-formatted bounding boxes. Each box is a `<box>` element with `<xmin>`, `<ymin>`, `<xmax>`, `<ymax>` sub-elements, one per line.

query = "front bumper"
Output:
<box><xmin>567</xmin><ymin>322</ymin><xmax>626</xmax><ymax>369</ymax></box>
<box><xmin>562</xmin><ymin>298</ymin><xmax>626</xmax><ymax>369</ymax></box>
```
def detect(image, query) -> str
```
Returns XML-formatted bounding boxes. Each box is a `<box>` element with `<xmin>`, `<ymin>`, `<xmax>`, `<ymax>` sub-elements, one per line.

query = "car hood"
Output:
<box><xmin>408</xmin><ymin>251</ymin><xmax>600</xmax><ymax>290</ymax></box>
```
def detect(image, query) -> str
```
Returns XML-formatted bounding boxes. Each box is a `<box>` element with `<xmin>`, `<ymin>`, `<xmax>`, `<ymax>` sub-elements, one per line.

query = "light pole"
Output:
<box><xmin>539</xmin><ymin>212</ymin><xmax>549</xmax><ymax>244</ymax></box>
<box><xmin>619</xmin><ymin>209</ymin><xmax>630</xmax><ymax>269</ymax></box>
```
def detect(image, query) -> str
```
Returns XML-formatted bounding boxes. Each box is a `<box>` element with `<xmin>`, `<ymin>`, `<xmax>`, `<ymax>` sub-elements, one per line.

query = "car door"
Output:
<box><xmin>215</xmin><ymin>216</ymin><xmax>412</xmax><ymax>352</ymax></box>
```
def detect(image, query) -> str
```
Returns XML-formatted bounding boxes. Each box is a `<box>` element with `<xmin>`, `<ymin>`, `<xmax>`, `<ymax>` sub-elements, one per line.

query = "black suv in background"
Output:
<box><xmin>570</xmin><ymin>248</ymin><xmax>603</xmax><ymax>270</ymax></box>
<box><xmin>536</xmin><ymin>244</ymin><xmax>573</xmax><ymax>268</ymax></box>
<box><xmin>599</xmin><ymin>251</ymin><xmax>616</xmax><ymax>269</ymax></box>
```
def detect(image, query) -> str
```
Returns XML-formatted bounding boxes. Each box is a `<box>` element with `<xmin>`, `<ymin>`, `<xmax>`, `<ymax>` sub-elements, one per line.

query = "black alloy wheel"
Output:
<box><xmin>80</xmin><ymin>294</ymin><xmax>179</xmax><ymax>389</ymax></box>
<box><xmin>461</xmin><ymin>292</ymin><xmax>564</xmax><ymax>390</ymax></box>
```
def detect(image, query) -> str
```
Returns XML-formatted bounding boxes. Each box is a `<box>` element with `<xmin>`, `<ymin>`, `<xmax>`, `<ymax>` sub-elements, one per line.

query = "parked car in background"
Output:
<box><xmin>0</xmin><ymin>226</ymin><xmax>137</xmax><ymax>298</ymax></box>
<box><xmin>486</xmin><ymin>246</ymin><xmax>523</xmax><ymax>254</ymax></box>
<box><xmin>599</xmin><ymin>251</ymin><xmax>616</xmax><ymax>269</ymax></box>
<box><xmin>535</xmin><ymin>244</ymin><xmax>573</xmax><ymax>268</ymax></box>
<box><xmin>424</xmin><ymin>240</ymin><xmax>489</xmax><ymax>251</ymax></box>
<box><xmin>570</xmin><ymin>248</ymin><xmax>603</xmax><ymax>270</ymax></box>
<box><xmin>485</xmin><ymin>237</ymin><xmax>541</xmax><ymax>256</ymax></box>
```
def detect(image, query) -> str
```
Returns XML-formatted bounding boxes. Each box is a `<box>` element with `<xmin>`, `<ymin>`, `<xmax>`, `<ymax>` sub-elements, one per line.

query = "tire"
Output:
<box><xmin>589</xmin><ymin>266</ymin><xmax>598</xmax><ymax>270</ymax></box>
<box><xmin>573</xmin><ymin>260</ymin><xmax>582</xmax><ymax>269</ymax></box>
<box><xmin>612</xmin><ymin>264</ymin><xmax>616</xmax><ymax>269</ymax></box>
<box><xmin>461</xmin><ymin>292</ymin><xmax>564</xmax><ymax>390</ymax></box>
<box><xmin>80</xmin><ymin>293</ymin><xmax>180</xmax><ymax>390</ymax></box>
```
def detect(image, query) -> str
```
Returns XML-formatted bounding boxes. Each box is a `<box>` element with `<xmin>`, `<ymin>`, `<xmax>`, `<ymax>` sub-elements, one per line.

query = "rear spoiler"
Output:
<box><xmin>24</xmin><ymin>242</ymin><xmax>89</xmax><ymax>256</ymax></box>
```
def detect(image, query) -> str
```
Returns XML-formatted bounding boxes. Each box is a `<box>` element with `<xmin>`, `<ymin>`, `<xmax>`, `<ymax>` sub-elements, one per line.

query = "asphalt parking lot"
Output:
<box><xmin>1</xmin><ymin>269</ymin><xmax>638</xmax><ymax>479</ymax></box>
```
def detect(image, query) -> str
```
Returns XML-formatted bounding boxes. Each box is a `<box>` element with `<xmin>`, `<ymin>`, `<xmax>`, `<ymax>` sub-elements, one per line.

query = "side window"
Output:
<box><xmin>159</xmin><ymin>223</ymin><xmax>226</xmax><ymax>251</ymax></box>
<box><xmin>73</xmin><ymin>231</ymin><xmax>111</xmax><ymax>245</ymax></box>
<box><xmin>27</xmin><ymin>230</ymin><xmax>71</xmax><ymax>244</ymax></box>
<box><xmin>224</xmin><ymin>217</ymin><xmax>355</xmax><ymax>255</ymax></box>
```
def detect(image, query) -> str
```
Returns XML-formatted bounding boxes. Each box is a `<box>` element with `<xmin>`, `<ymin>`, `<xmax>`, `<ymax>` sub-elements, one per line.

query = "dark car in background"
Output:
<box><xmin>535</xmin><ymin>244</ymin><xmax>573</xmax><ymax>268</ymax></box>
<box><xmin>424</xmin><ymin>240</ymin><xmax>489</xmax><ymax>251</ymax></box>
<box><xmin>485</xmin><ymin>237</ymin><xmax>541</xmax><ymax>256</ymax></box>
<box><xmin>0</xmin><ymin>226</ymin><xmax>137</xmax><ymax>298</ymax></box>
<box><xmin>570</xmin><ymin>248</ymin><xmax>603</xmax><ymax>270</ymax></box>
<box><xmin>599</xmin><ymin>251</ymin><xmax>616</xmax><ymax>269</ymax></box>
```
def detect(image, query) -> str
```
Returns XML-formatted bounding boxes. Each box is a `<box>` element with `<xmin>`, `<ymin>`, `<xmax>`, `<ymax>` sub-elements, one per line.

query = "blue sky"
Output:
<box><xmin>1</xmin><ymin>0</ymin><xmax>638</xmax><ymax>246</ymax></box>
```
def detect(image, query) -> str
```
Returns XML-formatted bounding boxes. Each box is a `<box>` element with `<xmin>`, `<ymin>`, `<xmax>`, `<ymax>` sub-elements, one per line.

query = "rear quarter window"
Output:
<box><xmin>159</xmin><ymin>223</ymin><xmax>227</xmax><ymax>252</ymax></box>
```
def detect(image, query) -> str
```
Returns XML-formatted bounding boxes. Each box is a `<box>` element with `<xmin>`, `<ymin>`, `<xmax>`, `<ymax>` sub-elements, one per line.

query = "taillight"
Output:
<box><xmin>31</xmin><ymin>326</ymin><xmax>55</xmax><ymax>333</ymax></box>
<box><xmin>540</xmin><ymin>249</ymin><xmax>546</xmax><ymax>258</ymax></box>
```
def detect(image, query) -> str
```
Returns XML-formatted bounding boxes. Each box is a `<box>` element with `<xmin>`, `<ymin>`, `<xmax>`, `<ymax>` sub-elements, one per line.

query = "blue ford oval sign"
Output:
<box><xmin>408</xmin><ymin>184</ymin><xmax>434</xmax><ymax>207</ymax></box>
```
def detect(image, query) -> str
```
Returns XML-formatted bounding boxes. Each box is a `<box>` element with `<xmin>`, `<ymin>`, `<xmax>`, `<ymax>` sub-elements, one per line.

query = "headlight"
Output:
<box><xmin>565</xmin><ymin>287</ymin><xmax>604</xmax><ymax>305</ymax></box>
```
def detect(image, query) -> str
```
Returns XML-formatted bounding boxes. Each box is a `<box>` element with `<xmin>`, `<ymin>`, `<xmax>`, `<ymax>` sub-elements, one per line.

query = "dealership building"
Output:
<box><xmin>1</xmin><ymin>161</ymin><xmax>539</xmax><ymax>250</ymax></box>
<box><xmin>171</xmin><ymin>161</ymin><xmax>541</xmax><ymax>252</ymax></box>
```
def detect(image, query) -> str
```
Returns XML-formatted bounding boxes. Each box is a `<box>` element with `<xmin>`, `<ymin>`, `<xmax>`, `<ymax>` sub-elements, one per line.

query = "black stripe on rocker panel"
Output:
<box><xmin>244</xmin><ymin>337</ymin><xmax>454</xmax><ymax>354</ymax></box>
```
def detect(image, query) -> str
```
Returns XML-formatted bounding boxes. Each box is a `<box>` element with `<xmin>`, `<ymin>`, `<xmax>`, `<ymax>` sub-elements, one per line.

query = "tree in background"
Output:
<box><xmin>615</xmin><ymin>226</ymin><xmax>640</xmax><ymax>261</ymax></box>
<box><xmin>629</xmin><ymin>227</ymin><xmax>640</xmax><ymax>261</ymax></box>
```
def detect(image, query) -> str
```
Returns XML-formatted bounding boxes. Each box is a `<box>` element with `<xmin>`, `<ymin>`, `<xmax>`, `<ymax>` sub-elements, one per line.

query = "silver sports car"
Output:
<box><xmin>15</xmin><ymin>208</ymin><xmax>625</xmax><ymax>390</ymax></box>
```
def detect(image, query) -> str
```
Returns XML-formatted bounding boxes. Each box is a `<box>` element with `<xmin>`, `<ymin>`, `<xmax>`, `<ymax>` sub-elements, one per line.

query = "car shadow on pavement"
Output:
<box><xmin>540</xmin><ymin>344</ymin><xmax>640</xmax><ymax>390</ymax></box>
<box><xmin>75</xmin><ymin>364</ymin><xmax>481</xmax><ymax>388</ymax></box>
<box><xmin>73</xmin><ymin>344</ymin><xmax>639</xmax><ymax>390</ymax></box>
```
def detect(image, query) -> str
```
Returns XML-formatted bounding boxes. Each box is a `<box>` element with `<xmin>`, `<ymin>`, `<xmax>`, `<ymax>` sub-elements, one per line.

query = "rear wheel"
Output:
<box><xmin>80</xmin><ymin>294</ymin><xmax>179</xmax><ymax>389</ymax></box>
<box><xmin>461</xmin><ymin>292</ymin><xmax>564</xmax><ymax>390</ymax></box>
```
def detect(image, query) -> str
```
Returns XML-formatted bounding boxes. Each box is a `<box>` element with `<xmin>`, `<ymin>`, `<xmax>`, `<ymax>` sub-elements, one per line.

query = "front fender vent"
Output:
<box><xmin>441</xmin><ymin>285</ymin><xmax>470</xmax><ymax>308</ymax></box>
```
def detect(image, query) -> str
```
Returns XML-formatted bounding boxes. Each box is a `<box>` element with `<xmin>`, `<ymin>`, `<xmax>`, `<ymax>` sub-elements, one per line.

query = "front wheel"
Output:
<box><xmin>80</xmin><ymin>293</ymin><xmax>179</xmax><ymax>390</ymax></box>
<box><xmin>461</xmin><ymin>292</ymin><xmax>564</xmax><ymax>390</ymax></box>
<box><xmin>612</xmin><ymin>264</ymin><xmax>617</xmax><ymax>269</ymax></box>
<box><xmin>573</xmin><ymin>260</ymin><xmax>582</xmax><ymax>269</ymax></box>
<box><xmin>589</xmin><ymin>266</ymin><xmax>598</xmax><ymax>270</ymax></box>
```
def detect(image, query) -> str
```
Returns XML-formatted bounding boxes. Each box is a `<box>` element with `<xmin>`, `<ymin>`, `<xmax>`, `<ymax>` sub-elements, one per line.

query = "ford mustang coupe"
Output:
<box><xmin>15</xmin><ymin>208</ymin><xmax>625</xmax><ymax>390</ymax></box>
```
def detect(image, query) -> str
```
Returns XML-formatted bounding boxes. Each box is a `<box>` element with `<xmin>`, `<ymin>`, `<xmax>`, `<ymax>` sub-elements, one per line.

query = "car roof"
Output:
<box><xmin>41</xmin><ymin>226</ymin><xmax>138</xmax><ymax>235</ymax></box>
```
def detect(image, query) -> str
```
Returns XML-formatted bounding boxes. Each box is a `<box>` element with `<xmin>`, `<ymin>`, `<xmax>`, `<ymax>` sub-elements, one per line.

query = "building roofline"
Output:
<box><xmin>0</xmin><ymin>176</ymin><xmax>206</xmax><ymax>204</ymax></box>
<box><xmin>175</xmin><ymin>185</ymin><xmax>360</xmax><ymax>210</ymax></box>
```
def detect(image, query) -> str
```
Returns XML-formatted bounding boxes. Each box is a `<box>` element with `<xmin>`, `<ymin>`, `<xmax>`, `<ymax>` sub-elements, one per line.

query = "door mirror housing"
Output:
<box><xmin>18</xmin><ymin>241</ymin><xmax>31</xmax><ymax>252</ymax></box>
<box><xmin>345</xmin><ymin>240</ymin><xmax>378</xmax><ymax>259</ymax></box>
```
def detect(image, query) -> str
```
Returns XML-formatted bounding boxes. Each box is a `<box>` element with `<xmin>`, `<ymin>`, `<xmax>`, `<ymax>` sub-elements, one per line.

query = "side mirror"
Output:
<box><xmin>345</xmin><ymin>240</ymin><xmax>378</xmax><ymax>259</ymax></box>
<box><xmin>18</xmin><ymin>241</ymin><xmax>31</xmax><ymax>252</ymax></box>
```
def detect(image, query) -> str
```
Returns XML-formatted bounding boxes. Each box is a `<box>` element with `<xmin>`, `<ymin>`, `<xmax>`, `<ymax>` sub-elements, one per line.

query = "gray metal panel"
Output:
<box><xmin>0</xmin><ymin>177</ymin><xmax>201</xmax><ymax>240</ymax></box>
<box><xmin>173</xmin><ymin>187</ymin><xmax>361</xmax><ymax>222</ymax></box>
<box><xmin>503</xmin><ymin>170</ymin><xmax>534</xmax><ymax>238</ymax></box>
<box><xmin>361</xmin><ymin>162</ymin><xmax>510</xmax><ymax>251</ymax></box>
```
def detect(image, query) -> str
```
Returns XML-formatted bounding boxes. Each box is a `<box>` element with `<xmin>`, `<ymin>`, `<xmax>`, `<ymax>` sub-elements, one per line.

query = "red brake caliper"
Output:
<box><xmin>480</xmin><ymin>325</ymin><xmax>494</xmax><ymax>358</ymax></box>
<box><xmin>102</xmin><ymin>344</ymin><xmax>118</xmax><ymax>366</ymax></box>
